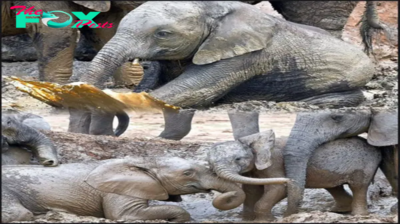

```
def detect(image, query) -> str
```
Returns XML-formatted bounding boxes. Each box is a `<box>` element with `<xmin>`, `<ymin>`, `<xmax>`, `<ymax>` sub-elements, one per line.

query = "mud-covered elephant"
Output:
<box><xmin>2</xmin><ymin>156</ymin><xmax>247</xmax><ymax>222</ymax></box>
<box><xmin>283</xmin><ymin>109</ymin><xmax>398</xmax><ymax>216</ymax></box>
<box><xmin>1</xmin><ymin>112</ymin><xmax>58</xmax><ymax>166</ymax></box>
<box><xmin>65</xmin><ymin>1</ymin><xmax>377</xmax><ymax>139</ymax></box>
<box><xmin>2</xmin><ymin>1</ymin><xmax>145</xmax><ymax>86</ymax></box>
<box><xmin>207</xmin><ymin>130</ymin><xmax>382</xmax><ymax>221</ymax></box>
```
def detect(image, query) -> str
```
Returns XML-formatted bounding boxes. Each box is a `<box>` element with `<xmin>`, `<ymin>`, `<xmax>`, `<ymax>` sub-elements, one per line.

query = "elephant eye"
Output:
<box><xmin>155</xmin><ymin>30</ymin><xmax>172</xmax><ymax>38</ymax></box>
<box><xmin>183</xmin><ymin>170</ymin><xmax>194</xmax><ymax>176</ymax></box>
<box><xmin>331</xmin><ymin>115</ymin><xmax>344</xmax><ymax>122</ymax></box>
<box><xmin>235</xmin><ymin>157</ymin><xmax>243</xmax><ymax>162</ymax></box>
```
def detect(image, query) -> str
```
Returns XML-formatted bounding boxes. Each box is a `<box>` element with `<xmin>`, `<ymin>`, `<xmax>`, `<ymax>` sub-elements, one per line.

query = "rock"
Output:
<box><xmin>41</xmin><ymin>131</ymin><xmax>207</xmax><ymax>164</ymax></box>
<box><xmin>2</xmin><ymin>34</ymin><xmax>37</xmax><ymax>62</ymax></box>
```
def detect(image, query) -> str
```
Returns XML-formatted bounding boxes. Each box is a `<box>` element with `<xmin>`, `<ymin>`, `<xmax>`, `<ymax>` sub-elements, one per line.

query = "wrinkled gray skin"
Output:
<box><xmin>283</xmin><ymin>109</ymin><xmax>398</xmax><ymax>216</ymax></box>
<box><xmin>2</xmin><ymin>1</ymin><xmax>145</xmax><ymax>84</ymax></box>
<box><xmin>270</xmin><ymin>1</ymin><xmax>359</xmax><ymax>38</ymax></box>
<box><xmin>2</xmin><ymin>157</ymin><xmax>246</xmax><ymax>222</ymax></box>
<box><xmin>73</xmin><ymin>1</ymin><xmax>374</xmax><ymax>138</ymax></box>
<box><xmin>2</xmin><ymin>33</ymin><xmax>98</xmax><ymax>62</ymax></box>
<box><xmin>207</xmin><ymin>130</ymin><xmax>382</xmax><ymax>221</ymax></box>
<box><xmin>1</xmin><ymin>113</ymin><xmax>58</xmax><ymax>166</ymax></box>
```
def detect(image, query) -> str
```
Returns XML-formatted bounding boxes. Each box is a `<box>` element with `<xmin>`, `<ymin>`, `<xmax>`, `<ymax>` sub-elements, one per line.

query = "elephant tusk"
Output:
<box><xmin>5</xmin><ymin>76</ymin><xmax>180</xmax><ymax>113</ymax></box>
<box><xmin>132</xmin><ymin>58</ymin><xmax>140</xmax><ymax>65</ymax></box>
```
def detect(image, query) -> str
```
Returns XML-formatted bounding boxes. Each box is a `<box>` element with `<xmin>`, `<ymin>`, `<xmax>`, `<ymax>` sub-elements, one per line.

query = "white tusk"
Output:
<box><xmin>132</xmin><ymin>58</ymin><xmax>140</xmax><ymax>65</ymax></box>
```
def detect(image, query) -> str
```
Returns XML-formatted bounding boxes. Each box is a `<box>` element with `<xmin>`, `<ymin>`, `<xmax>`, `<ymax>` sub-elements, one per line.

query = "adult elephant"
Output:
<box><xmin>2</xmin><ymin>1</ymin><xmax>144</xmax><ymax>86</ymax></box>
<box><xmin>63</xmin><ymin>1</ymin><xmax>375</xmax><ymax>139</ymax></box>
<box><xmin>3</xmin><ymin>156</ymin><xmax>253</xmax><ymax>222</ymax></box>
<box><xmin>283</xmin><ymin>109</ymin><xmax>398</xmax><ymax>216</ymax></box>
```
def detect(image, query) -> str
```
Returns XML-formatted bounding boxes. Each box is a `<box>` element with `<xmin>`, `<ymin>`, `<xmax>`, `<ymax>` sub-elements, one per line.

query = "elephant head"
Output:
<box><xmin>79</xmin><ymin>1</ymin><xmax>277</xmax><ymax>105</ymax></box>
<box><xmin>207</xmin><ymin>130</ymin><xmax>289</xmax><ymax>185</ymax></box>
<box><xmin>1</xmin><ymin>115</ymin><xmax>59</xmax><ymax>166</ymax></box>
<box><xmin>283</xmin><ymin>109</ymin><xmax>398</xmax><ymax>216</ymax></box>
<box><xmin>84</xmin><ymin>156</ymin><xmax>246</xmax><ymax>210</ymax></box>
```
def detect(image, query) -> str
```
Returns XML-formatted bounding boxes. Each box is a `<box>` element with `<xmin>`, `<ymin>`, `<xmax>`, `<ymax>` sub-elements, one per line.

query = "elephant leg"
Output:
<box><xmin>159</xmin><ymin>108</ymin><xmax>195</xmax><ymax>140</ymax></box>
<box><xmin>392</xmin><ymin>145</ymin><xmax>398</xmax><ymax>213</ymax></box>
<box><xmin>228</xmin><ymin>110</ymin><xmax>260</xmax><ymax>140</ymax></box>
<box><xmin>2</xmin><ymin>189</ymin><xmax>34</xmax><ymax>222</ymax></box>
<box><xmin>242</xmin><ymin>184</ymin><xmax>264</xmax><ymax>221</ymax></box>
<box><xmin>394</xmin><ymin>145</ymin><xmax>398</xmax><ymax>195</ymax></box>
<box><xmin>301</xmin><ymin>89</ymin><xmax>365</xmax><ymax>108</ymax></box>
<box><xmin>68</xmin><ymin>108</ymin><xmax>91</xmax><ymax>134</ymax></box>
<box><xmin>348</xmin><ymin>184</ymin><xmax>369</xmax><ymax>215</ymax></box>
<box><xmin>89</xmin><ymin>112</ymin><xmax>115</xmax><ymax>136</ymax></box>
<box><xmin>103</xmin><ymin>195</ymin><xmax>190</xmax><ymax>222</ymax></box>
<box><xmin>325</xmin><ymin>185</ymin><xmax>353</xmax><ymax>213</ymax></box>
<box><xmin>253</xmin><ymin>184</ymin><xmax>286</xmax><ymax>221</ymax></box>
<box><xmin>28</xmin><ymin>27</ymin><xmax>77</xmax><ymax>84</ymax></box>
<box><xmin>135</xmin><ymin>205</ymin><xmax>190</xmax><ymax>222</ymax></box>
<box><xmin>379</xmin><ymin>145</ymin><xmax>398</xmax><ymax>213</ymax></box>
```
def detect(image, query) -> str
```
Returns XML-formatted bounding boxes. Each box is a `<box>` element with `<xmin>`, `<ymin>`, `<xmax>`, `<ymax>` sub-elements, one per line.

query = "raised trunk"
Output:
<box><xmin>26</xmin><ymin>129</ymin><xmax>59</xmax><ymax>167</ymax></box>
<box><xmin>79</xmin><ymin>34</ymin><xmax>132</xmax><ymax>89</ymax></box>
<box><xmin>215</xmin><ymin>167</ymin><xmax>289</xmax><ymax>185</ymax></box>
<box><xmin>3</xmin><ymin>118</ymin><xmax>58</xmax><ymax>166</ymax></box>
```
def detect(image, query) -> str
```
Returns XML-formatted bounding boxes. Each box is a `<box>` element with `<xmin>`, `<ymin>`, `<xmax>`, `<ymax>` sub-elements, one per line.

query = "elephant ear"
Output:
<box><xmin>367</xmin><ymin>109</ymin><xmax>398</xmax><ymax>146</ymax></box>
<box><xmin>84</xmin><ymin>159</ymin><xmax>169</xmax><ymax>200</ymax></box>
<box><xmin>73</xmin><ymin>1</ymin><xmax>111</xmax><ymax>12</ymax></box>
<box><xmin>238</xmin><ymin>130</ymin><xmax>275</xmax><ymax>170</ymax></box>
<box><xmin>192</xmin><ymin>4</ymin><xmax>277</xmax><ymax>65</ymax></box>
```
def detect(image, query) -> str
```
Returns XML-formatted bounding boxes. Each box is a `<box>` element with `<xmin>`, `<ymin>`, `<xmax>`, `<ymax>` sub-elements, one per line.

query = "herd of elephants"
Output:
<box><xmin>1</xmin><ymin>1</ymin><xmax>398</xmax><ymax>223</ymax></box>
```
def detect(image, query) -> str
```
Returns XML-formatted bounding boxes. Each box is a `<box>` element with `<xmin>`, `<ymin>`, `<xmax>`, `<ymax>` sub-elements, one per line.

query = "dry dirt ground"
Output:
<box><xmin>1</xmin><ymin>1</ymin><xmax>398</xmax><ymax>223</ymax></box>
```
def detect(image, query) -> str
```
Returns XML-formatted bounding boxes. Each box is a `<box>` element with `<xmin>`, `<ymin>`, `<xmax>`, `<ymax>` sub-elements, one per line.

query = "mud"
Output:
<box><xmin>2</xmin><ymin>1</ymin><xmax>398</xmax><ymax>223</ymax></box>
<box><xmin>7</xmin><ymin>132</ymin><xmax>398</xmax><ymax>223</ymax></box>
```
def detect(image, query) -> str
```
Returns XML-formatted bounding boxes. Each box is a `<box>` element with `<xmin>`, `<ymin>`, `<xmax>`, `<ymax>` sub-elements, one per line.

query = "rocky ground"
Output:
<box><xmin>2</xmin><ymin>1</ymin><xmax>398</xmax><ymax>223</ymax></box>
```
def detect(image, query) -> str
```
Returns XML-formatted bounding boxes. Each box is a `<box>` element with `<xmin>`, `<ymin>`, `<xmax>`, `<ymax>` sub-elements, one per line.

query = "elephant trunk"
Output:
<box><xmin>79</xmin><ymin>34</ymin><xmax>133</xmax><ymax>89</ymax></box>
<box><xmin>3</xmin><ymin>117</ymin><xmax>59</xmax><ymax>166</ymax></box>
<box><xmin>26</xmin><ymin>130</ymin><xmax>59</xmax><ymax>167</ymax></box>
<box><xmin>214</xmin><ymin>167</ymin><xmax>289</xmax><ymax>185</ymax></box>
<box><xmin>201</xmin><ymin>172</ymin><xmax>246</xmax><ymax>210</ymax></box>
<box><xmin>282</xmin><ymin>124</ymin><xmax>321</xmax><ymax>216</ymax></box>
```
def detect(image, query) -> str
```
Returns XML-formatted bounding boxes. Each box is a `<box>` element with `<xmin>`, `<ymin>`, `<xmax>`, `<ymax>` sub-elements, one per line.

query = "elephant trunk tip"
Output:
<box><xmin>212</xmin><ymin>190</ymin><xmax>246</xmax><ymax>210</ymax></box>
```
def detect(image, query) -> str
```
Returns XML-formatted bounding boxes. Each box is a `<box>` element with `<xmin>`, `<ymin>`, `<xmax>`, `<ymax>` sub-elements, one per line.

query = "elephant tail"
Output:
<box><xmin>358</xmin><ymin>1</ymin><xmax>394</xmax><ymax>56</ymax></box>
<box><xmin>114</xmin><ymin>112</ymin><xmax>130</xmax><ymax>137</ymax></box>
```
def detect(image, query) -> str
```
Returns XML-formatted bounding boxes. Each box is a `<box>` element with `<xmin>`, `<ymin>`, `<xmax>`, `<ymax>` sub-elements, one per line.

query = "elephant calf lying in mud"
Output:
<box><xmin>1</xmin><ymin>112</ymin><xmax>58</xmax><ymax>166</ymax></box>
<box><xmin>2</xmin><ymin>156</ymin><xmax>251</xmax><ymax>222</ymax></box>
<box><xmin>207</xmin><ymin>131</ymin><xmax>382</xmax><ymax>221</ymax></box>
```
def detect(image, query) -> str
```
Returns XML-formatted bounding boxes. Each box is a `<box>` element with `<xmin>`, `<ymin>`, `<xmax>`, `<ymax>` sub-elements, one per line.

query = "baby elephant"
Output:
<box><xmin>2</xmin><ymin>112</ymin><xmax>58</xmax><ymax>166</ymax></box>
<box><xmin>2</xmin><ymin>156</ymin><xmax>246</xmax><ymax>222</ymax></box>
<box><xmin>207</xmin><ymin>130</ymin><xmax>382</xmax><ymax>221</ymax></box>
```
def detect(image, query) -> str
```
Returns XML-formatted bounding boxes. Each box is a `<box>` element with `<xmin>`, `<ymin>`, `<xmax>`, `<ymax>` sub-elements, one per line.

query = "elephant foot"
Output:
<box><xmin>159</xmin><ymin>109</ymin><xmax>195</xmax><ymax>140</ymax></box>
<box><xmin>330</xmin><ymin>205</ymin><xmax>352</xmax><ymax>213</ymax></box>
<box><xmin>253</xmin><ymin>213</ymin><xmax>276</xmax><ymax>222</ymax></box>
<box><xmin>350</xmin><ymin>207</ymin><xmax>369</xmax><ymax>216</ymax></box>
<box><xmin>242</xmin><ymin>212</ymin><xmax>256</xmax><ymax>221</ymax></box>
<box><xmin>390</xmin><ymin>202</ymin><xmax>398</xmax><ymax>214</ymax></box>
